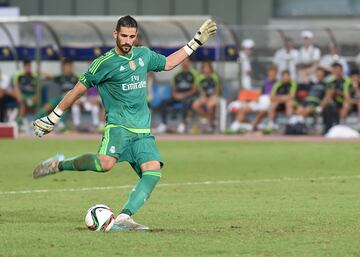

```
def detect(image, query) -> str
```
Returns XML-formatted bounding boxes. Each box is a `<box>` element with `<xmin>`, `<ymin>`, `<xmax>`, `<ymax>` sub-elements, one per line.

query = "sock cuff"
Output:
<box><xmin>142</xmin><ymin>170</ymin><xmax>162</xmax><ymax>178</ymax></box>
<box><xmin>94</xmin><ymin>156</ymin><xmax>104</xmax><ymax>172</ymax></box>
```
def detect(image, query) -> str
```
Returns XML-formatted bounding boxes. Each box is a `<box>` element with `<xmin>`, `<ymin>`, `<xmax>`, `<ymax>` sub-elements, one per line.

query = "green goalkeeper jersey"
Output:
<box><xmin>80</xmin><ymin>47</ymin><xmax>166</xmax><ymax>133</ymax></box>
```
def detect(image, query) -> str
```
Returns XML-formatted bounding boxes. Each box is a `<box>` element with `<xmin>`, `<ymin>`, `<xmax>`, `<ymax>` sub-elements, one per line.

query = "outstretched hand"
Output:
<box><xmin>193</xmin><ymin>19</ymin><xmax>217</xmax><ymax>46</ymax></box>
<box><xmin>33</xmin><ymin>116</ymin><xmax>55</xmax><ymax>138</ymax></box>
<box><xmin>185</xmin><ymin>19</ymin><xmax>217</xmax><ymax>55</ymax></box>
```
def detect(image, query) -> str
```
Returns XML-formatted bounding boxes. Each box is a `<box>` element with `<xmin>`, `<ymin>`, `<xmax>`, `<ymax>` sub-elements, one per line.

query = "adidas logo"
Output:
<box><xmin>120</xmin><ymin>65</ymin><xmax>126</xmax><ymax>71</ymax></box>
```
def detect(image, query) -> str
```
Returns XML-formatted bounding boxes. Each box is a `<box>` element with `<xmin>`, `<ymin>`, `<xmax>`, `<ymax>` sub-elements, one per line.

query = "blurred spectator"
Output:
<box><xmin>296</xmin><ymin>67</ymin><xmax>326</xmax><ymax>118</ymax></box>
<box><xmin>267</xmin><ymin>70</ymin><xmax>297</xmax><ymax>129</ymax></box>
<box><xmin>13</xmin><ymin>60</ymin><xmax>38</xmax><ymax>119</ymax></box>
<box><xmin>319</xmin><ymin>62</ymin><xmax>347</xmax><ymax>132</ymax></box>
<box><xmin>34</xmin><ymin>59</ymin><xmax>78</xmax><ymax>128</ymax></box>
<box><xmin>273</xmin><ymin>37</ymin><xmax>299</xmax><ymax>80</ymax></box>
<box><xmin>342</xmin><ymin>69</ymin><xmax>360</xmax><ymax>122</ymax></box>
<box><xmin>229</xmin><ymin>64</ymin><xmax>277</xmax><ymax>132</ymax></box>
<box><xmin>0</xmin><ymin>68</ymin><xmax>16</xmax><ymax>122</ymax></box>
<box><xmin>319</xmin><ymin>43</ymin><xmax>349</xmax><ymax>76</ymax></box>
<box><xmin>238</xmin><ymin>38</ymin><xmax>254</xmax><ymax>89</ymax></box>
<box><xmin>72</xmin><ymin>86</ymin><xmax>103</xmax><ymax>132</ymax></box>
<box><xmin>297</xmin><ymin>30</ymin><xmax>321</xmax><ymax>82</ymax></box>
<box><xmin>156</xmin><ymin>58</ymin><xmax>198</xmax><ymax>133</ymax></box>
<box><xmin>192</xmin><ymin>61</ymin><xmax>221</xmax><ymax>132</ymax></box>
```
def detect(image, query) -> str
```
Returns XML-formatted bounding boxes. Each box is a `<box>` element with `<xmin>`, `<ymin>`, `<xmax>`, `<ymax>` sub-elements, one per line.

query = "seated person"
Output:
<box><xmin>342</xmin><ymin>68</ymin><xmax>360</xmax><ymax>122</ymax></box>
<box><xmin>0</xmin><ymin>68</ymin><xmax>17</xmax><ymax>122</ymax></box>
<box><xmin>267</xmin><ymin>70</ymin><xmax>297</xmax><ymax>128</ymax></box>
<box><xmin>296</xmin><ymin>67</ymin><xmax>327</xmax><ymax>118</ymax></box>
<box><xmin>229</xmin><ymin>64</ymin><xmax>277</xmax><ymax>132</ymax></box>
<box><xmin>72</xmin><ymin>85</ymin><xmax>103</xmax><ymax>131</ymax></box>
<box><xmin>192</xmin><ymin>61</ymin><xmax>221</xmax><ymax>132</ymax></box>
<box><xmin>34</xmin><ymin>59</ymin><xmax>79</xmax><ymax>130</ymax></box>
<box><xmin>13</xmin><ymin>60</ymin><xmax>38</xmax><ymax>120</ymax></box>
<box><xmin>318</xmin><ymin>62</ymin><xmax>347</xmax><ymax>130</ymax></box>
<box><xmin>156</xmin><ymin>58</ymin><xmax>198</xmax><ymax>133</ymax></box>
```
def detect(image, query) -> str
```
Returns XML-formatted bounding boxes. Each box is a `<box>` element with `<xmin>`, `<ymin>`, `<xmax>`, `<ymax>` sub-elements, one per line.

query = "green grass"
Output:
<box><xmin>1</xmin><ymin>139</ymin><xmax>360</xmax><ymax>257</ymax></box>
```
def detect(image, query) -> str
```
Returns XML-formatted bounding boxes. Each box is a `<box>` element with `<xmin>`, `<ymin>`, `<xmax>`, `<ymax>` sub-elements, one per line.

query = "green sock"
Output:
<box><xmin>122</xmin><ymin>170</ymin><xmax>161</xmax><ymax>215</ymax></box>
<box><xmin>58</xmin><ymin>153</ymin><xmax>104</xmax><ymax>172</ymax></box>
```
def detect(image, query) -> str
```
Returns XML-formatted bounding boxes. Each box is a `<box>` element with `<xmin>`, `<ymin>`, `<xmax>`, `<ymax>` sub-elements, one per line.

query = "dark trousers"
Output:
<box><xmin>322</xmin><ymin>103</ymin><xmax>340</xmax><ymax>134</ymax></box>
<box><xmin>159</xmin><ymin>97</ymin><xmax>194</xmax><ymax>124</ymax></box>
<box><xmin>0</xmin><ymin>95</ymin><xmax>18</xmax><ymax>122</ymax></box>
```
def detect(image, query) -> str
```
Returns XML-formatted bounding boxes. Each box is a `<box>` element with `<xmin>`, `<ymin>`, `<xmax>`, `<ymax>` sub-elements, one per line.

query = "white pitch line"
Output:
<box><xmin>1</xmin><ymin>175</ymin><xmax>360</xmax><ymax>196</ymax></box>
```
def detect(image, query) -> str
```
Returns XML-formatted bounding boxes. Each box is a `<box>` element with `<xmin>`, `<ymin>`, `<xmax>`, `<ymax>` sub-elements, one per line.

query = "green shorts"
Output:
<box><xmin>98</xmin><ymin>125</ymin><xmax>163</xmax><ymax>177</ymax></box>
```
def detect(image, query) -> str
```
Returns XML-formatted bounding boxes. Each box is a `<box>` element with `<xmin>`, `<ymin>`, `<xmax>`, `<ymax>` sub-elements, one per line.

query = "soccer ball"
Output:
<box><xmin>85</xmin><ymin>204</ymin><xmax>115</xmax><ymax>232</ymax></box>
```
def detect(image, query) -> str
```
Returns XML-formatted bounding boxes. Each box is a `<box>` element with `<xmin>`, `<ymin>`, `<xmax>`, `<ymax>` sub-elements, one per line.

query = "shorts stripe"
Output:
<box><xmin>99</xmin><ymin>127</ymin><xmax>110</xmax><ymax>155</ymax></box>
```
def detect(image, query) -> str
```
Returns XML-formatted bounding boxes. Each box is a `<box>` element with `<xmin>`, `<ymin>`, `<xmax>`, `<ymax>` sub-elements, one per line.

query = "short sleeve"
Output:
<box><xmin>79</xmin><ymin>56</ymin><xmax>110</xmax><ymax>88</ymax></box>
<box><xmin>148</xmin><ymin>49</ymin><xmax>166</xmax><ymax>72</ymax></box>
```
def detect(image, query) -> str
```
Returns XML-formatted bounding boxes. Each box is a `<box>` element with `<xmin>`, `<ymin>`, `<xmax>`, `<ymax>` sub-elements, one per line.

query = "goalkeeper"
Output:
<box><xmin>33</xmin><ymin>15</ymin><xmax>216</xmax><ymax>231</ymax></box>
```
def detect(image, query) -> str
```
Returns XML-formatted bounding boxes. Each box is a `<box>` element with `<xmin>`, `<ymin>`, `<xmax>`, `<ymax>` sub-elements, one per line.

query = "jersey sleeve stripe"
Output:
<box><xmin>89</xmin><ymin>51</ymin><xmax>114</xmax><ymax>74</ymax></box>
<box><xmin>90</xmin><ymin>53</ymin><xmax>115</xmax><ymax>74</ymax></box>
<box><xmin>89</xmin><ymin>55</ymin><xmax>108</xmax><ymax>73</ymax></box>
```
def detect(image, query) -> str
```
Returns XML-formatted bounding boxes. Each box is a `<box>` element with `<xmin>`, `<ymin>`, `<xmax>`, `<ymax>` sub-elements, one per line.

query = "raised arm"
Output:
<box><xmin>164</xmin><ymin>19</ymin><xmax>217</xmax><ymax>71</ymax></box>
<box><xmin>33</xmin><ymin>82</ymin><xmax>87</xmax><ymax>137</ymax></box>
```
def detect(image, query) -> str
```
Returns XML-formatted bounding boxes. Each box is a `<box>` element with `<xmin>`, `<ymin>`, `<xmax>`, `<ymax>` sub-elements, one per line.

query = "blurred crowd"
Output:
<box><xmin>229</xmin><ymin>30</ymin><xmax>360</xmax><ymax>135</ymax></box>
<box><xmin>1</xmin><ymin>29</ymin><xmax>360</xmax><ymax>135</ymax></box>
<box><xmin>0</xmin><ymin>59</ymin><xmax>104</xmax><ymax>133</ymax></box>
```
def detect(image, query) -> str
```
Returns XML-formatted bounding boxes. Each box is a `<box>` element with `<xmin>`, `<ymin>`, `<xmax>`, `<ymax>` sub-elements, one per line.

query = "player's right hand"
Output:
<box><xmin>33</xmin><ymin>116</ymin><xmax>55</xmax><ymax>138</ymax></box>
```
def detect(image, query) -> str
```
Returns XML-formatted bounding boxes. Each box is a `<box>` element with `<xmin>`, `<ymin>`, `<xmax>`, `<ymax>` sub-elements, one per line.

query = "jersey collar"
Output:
<box><xmin>113</xmin><ymin>48</ymin><xmax>133</xmax><ymax>61</ymax></box>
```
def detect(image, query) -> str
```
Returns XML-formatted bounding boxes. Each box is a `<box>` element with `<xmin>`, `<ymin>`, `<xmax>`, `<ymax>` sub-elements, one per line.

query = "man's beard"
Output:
<box><xmin>116</xmin><ymin>38</ymin><xmax>132</xmax><ymax>54</ymax></box>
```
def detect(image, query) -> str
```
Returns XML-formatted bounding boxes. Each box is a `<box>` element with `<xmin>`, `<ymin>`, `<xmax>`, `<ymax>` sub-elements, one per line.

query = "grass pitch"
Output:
<box><xmin>0</xmin><ymin>139</ymin><xmax>360</xmax><ymax>257</ymax></box>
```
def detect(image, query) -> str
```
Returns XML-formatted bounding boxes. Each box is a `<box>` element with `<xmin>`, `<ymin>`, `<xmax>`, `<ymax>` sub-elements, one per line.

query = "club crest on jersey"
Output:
<box><xmin>139</xmin><ymin>58</ymin><xmax>144</xmax><ymax>67</ymax></box>
<box><xmin>129</xmin><ymin>60</ymin><xmax>136</xmax><ymax>71</ymax></box>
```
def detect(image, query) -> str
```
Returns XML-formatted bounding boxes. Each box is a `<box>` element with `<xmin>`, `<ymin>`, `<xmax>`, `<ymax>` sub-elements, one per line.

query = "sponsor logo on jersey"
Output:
<box><xmin>139</xmin><ymin>58</ymin><xmax>144</xmax><ymax>67</ymax></box>
<box><xmin>120</xmin><ymin>65</ymin><xmax>126</xmax><ymax>71</ymax></box>
<box><xmin>110</xmin><ymin>146</ymin><xmax>116</xmax><ymax>153</ymax></box>
<box><xmin>121</xmin><ymin>81</ymin><xmax>147</xmax><ymax>91</ymax></box>
<box><xmin>129</xmin><ymin>60</ymin><xmax>136</xmax><ymax>71</ymax></box>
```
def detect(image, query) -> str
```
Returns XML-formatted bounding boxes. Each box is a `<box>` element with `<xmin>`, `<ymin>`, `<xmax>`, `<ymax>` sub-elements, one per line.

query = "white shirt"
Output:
<box><xmin>0</xmin><ymin>74</ymin><xmax>10</xmax><ymax>90</ymax></box>
<box><xmin>273</xmin><ymin>48</ymin><xmax>299</xmax><ymax>80</ymax></box>
<box><xmin>238</xmin><ymin>51</ymin><xmax>252</xmax><ymax>89</ymax></box>
<box><xmin>319</xmin><ymin>54</ymin><xmax>349</xmax><ymax>75</ymax></box>
<box><xmin>298</xmin><ymin>45</ymin><xmax>321</xmax><ymax>65</ymax></box>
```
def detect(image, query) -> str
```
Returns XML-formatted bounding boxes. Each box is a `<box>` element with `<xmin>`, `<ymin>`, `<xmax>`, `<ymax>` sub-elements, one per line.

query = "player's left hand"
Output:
<box><xmin>33</xmin><ymin>116</ymin><xmax>55</xmax><ymax>138</ymax></box>
<box><xmin>194</xmin><ymin>19</ymin><xmax>217</xmax><ymax>46</ymax></box>
<box><xmin>186</xmin><ymin>19</ymin><xmax>217</xmax><ymax>54</ymax></box>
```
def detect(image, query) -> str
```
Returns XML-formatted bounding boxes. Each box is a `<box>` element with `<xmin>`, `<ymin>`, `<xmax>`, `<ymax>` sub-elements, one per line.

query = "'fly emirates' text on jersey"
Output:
<box><xmin>80</xmin><ymin>47</ymin><xmax>166</xmax><ymax>133</ymax></box>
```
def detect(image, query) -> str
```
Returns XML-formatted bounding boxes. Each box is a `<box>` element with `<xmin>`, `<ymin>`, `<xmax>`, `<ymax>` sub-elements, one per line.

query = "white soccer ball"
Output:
<box><xmin>85</xmin><ymin>204</ymin><xmax>115</xmax><ymax>232</ymax></box>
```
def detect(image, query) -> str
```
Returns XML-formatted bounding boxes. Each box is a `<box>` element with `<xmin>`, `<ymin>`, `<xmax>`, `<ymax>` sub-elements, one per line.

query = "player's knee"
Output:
<box><xmin>98</xmin><ymin>155</ymin><xmax>116</xmax><ymax>172</ymax></box>
<box><xmin>140</xmin><ymin>160</ymin><xmax>161</xmax><ymax>171</ymax></box>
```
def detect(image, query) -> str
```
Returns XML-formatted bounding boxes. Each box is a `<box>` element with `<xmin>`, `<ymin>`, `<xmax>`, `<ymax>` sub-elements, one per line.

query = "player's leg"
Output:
<box><xmin>113</xmin><ymin>134</ymin><xmax>162</xmax><ymax>231</ymax></box>
<box><xmin>33</xmin><ymin>125</ymin><xmax>121</xmax><ymax>178</ymax></box>
<box><xmin>206</xmin><ymin>95</ymin><xmax>217</xmax><ymax>129</ymax></box>
<box><xmin>267</xmin><ymin>98</ymin><xmax>280</xmax><ymax>124</ymax></box>
<box><xmin>285</xmin><ymin>98</ymin><xmax>294</xmax><ymax>117</ymax></box>
<box><xmin>192</xmin><ymin>97</ymin><xmax>207</xmax><ymax>116</ymax></box>
<box><xmin>156</xmin><ymin>98</ymin><xmax>176</xmax><ymax>133</ymax></box>
<box><xmin>33</xmin><ymin>153</ymin><xmax>116</xmax><ymax>178</ymax></box>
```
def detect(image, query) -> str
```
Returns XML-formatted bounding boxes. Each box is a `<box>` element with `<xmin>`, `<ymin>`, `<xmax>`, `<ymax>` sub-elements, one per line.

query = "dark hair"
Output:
<box><xmin>332</xmin><ymin>62</ymin><xmax>343</xmax><ymax>69</ymax></box>
<box><xmin>281</xmin><ymin>69</ymin><xmax>290</xmax><ymax>76</ymax></box>
<box><xmin>23</xmin><ymin>59</ymin><xmax>31</xmax><ymax>65</ymax></box>
<box><xmin>62</xmin><ymin>58</ymin><xmax>73</xmax><ymax>65</ymax></box>
<box><xmin>116</xmin><ymin>15</ymin><xmax>137</xmax><ymax>31</ymax></box>
<box><xmin>267</xmin><ymin>64</ymin><xmax>277</xmax><ymax>72</ymax></box>
<box><xmin>350</xmin><ymin>68</ymin><xmax>359</xmax><ymax>76</ymax></box>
